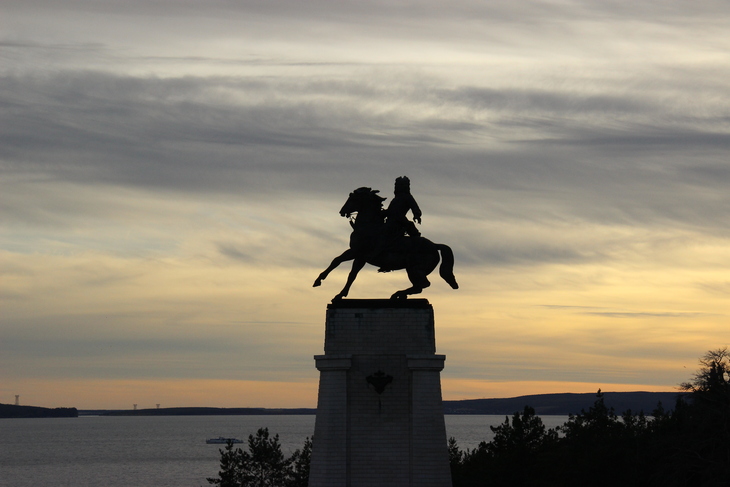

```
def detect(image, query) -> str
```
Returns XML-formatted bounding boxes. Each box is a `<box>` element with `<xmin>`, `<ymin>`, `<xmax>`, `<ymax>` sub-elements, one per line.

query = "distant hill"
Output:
<box><xmin>443</xmin><ymin>391</ymin><xmax>681</xmax><ymax>415</ymax></box>
<box><xmin>76</xmin><ymin>391</ymin><xmax>682</xmax><ymax>417</ymax></box>
<box><xmin>0</xmin><ymin>403</ymin><xmax>78</xmax><ymax>418</ymax></box>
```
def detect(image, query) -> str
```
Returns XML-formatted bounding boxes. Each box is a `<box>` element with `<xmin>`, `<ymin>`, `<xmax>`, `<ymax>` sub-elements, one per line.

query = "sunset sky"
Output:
<box><xmin>2</xmin><ymin>0</ymin><xmax>729</xmax><ymax>409</ymax></box>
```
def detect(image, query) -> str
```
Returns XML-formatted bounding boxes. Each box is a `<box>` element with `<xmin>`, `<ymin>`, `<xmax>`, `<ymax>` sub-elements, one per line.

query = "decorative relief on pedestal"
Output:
<box><xmin>366</xmin><ymin>370</ymin><xmax>393</xmax><ymax>394</ymax></box>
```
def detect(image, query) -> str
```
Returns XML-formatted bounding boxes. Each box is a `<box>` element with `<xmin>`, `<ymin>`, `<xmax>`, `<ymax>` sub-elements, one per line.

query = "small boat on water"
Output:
<box><xmin>206</xmin><ymin>437</ymin><xmax>243</xmax><ymax>444</ymax></box>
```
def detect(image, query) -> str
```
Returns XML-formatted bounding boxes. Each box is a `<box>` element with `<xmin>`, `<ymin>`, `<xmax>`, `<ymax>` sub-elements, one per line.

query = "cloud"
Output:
<box><xmin>3</xmin><ymin>68</ymin><xmax>728</xmax><ymax>228</ymax></box>
<box><xmin>537</xmin><ymin>305</ymin><xmax>720</xmax><ymax>319</ymax></box>
<box><xmin>583</xmin><ymin>311</ymin><xmax>716</xmax><ymax>319</ymax></box>
<box><xmin>217</xmin><ymin>242</ymin><xmax>255</xmax><ymax>263</ymax></box>
<box><xmin>2</xmin><ymin>0</ymin><xmax>730</xmax><ymax>407</ymax></box>
<box><xmin>696</xmin><ymin>281</ymin><xmax>730</xmax><ymax>296</ymax></box>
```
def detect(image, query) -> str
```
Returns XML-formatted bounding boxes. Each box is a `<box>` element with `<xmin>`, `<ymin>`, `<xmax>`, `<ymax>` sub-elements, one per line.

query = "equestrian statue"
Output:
<box><xmin>313</xmin><ymin>177</ymin><xmax>459</xmax><ymax>301</ymax></box>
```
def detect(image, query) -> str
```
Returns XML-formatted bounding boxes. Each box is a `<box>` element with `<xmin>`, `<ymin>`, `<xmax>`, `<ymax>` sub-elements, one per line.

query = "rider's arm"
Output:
<box><xmin>410</xmin><ymin>195</ymin><xmax>422</xmax><ymax>223</ymax></box>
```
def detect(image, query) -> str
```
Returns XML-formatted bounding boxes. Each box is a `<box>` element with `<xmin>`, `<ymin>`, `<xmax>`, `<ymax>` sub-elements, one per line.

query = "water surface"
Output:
<box><xmin>0</xmin><ymin>414</ymin><xmax>568</xmax><ymax>486</ymax></box>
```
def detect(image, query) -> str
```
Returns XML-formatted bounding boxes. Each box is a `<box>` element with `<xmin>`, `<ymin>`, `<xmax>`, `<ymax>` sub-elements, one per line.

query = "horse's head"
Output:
<box><xmin>340</xmin><ymin>187</ymin><xmax>386</xmax><ymax>219</ymax></box>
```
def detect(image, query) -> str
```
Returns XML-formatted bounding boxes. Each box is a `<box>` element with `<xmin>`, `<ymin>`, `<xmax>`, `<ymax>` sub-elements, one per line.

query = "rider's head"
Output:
<box><xmin>394</xmin><ymin>176</ymin><xmax>410</xmax><ymax>194</ymax></box>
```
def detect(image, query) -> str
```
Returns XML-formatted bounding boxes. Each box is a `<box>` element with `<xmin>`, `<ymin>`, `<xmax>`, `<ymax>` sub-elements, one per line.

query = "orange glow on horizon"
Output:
<box><xmin>4</xmin><ymin>377</ymin><xmax>682</xmax><ymax>411</ymax></box>
<box><xmin>4</xmin><ymin>378</ymin><xmax>320</xmax><ymax>411</ymax></box>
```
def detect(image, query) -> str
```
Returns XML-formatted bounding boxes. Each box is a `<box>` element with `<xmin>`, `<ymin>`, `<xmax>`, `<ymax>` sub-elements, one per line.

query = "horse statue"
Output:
<box><xmin>313</xmin><ymin>187</ymin><xmax>459</xmax><ymax>300</ymax></box>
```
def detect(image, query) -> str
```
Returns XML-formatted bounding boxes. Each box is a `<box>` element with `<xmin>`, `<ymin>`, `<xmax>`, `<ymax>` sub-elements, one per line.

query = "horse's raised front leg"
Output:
<box><xmin>333</xmin><ymin>257</ymin><xmax>366</xmax><ymax>301</ymax></box>
<box><xmin>313</xmin><ymin>248</ymin><xmax>356</xmax><ymax>287</ymax></box>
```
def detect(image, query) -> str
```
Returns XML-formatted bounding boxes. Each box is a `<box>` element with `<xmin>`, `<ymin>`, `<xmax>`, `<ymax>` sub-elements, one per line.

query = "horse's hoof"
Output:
<box><xmin>390</xmin><ymin>292</ymin><xmax>407</xmax><ymax>300</ymax></box>
<box><xmin>313</xmin><ymin>279</ymin><xmax>322</xmax><ymax>287</ymax></box>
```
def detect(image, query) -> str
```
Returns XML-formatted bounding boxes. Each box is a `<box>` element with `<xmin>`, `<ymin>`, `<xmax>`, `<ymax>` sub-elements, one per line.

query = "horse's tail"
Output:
<box><xmin>436</xmin><ymin>244</ymin><xmax>459</xmax><ymax>289</ymax></box>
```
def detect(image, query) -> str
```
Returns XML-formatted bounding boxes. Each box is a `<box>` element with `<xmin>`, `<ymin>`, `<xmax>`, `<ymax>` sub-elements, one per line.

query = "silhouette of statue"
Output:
<box><xmin>313</xmin><ymin>182</ymin><xmax>458</xmax><ymax>301</ymax></box>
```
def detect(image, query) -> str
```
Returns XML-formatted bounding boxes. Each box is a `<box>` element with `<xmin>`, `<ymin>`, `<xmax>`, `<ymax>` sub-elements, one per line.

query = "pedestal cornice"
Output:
<box><xmin>327</xmin><ymin>298</ymin><xmax>432</xmax><ymax>310</ymax></box>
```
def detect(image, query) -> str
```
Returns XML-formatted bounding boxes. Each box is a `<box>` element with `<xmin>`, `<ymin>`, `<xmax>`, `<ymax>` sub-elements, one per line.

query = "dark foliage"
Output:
<box><xmin>450</xmin><ymin>349</ymin><xmax>730</xmax><ymax>487</ymax></box>
<box><xmin>450</xmin><ymin>406</ymin><xmax>559</xmax><ymax>487</ymax></box>
<box><xmin>287</xmin><ymin>436</ymin><xmax>311</xmax><ymax>487</ymax></box>
<box><xmin>207</xmin><ymin>428</ymin><xmax>312</xmax><ymax>487</ymax></box>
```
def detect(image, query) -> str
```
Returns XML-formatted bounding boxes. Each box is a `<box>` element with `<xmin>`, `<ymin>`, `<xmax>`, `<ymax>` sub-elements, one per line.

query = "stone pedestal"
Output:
<box><xmin>309</xmin><ymin>299</ymin><xmax>452</xmax><ymax>487</ymax></box>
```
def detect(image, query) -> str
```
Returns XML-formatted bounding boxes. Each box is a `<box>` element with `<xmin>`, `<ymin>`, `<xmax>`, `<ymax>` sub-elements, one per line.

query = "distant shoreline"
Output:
<box><xmin>0</xmin><ymin>404</ymin><xmax>78</xmax><ymax>418</ymax></box>
<box><xmin>3</xmin><ymin>391</ymin><xmax>681</xmax><ymax>418</ymax></box>
<box><xmin>87</xmin><ymin>407</ymin><xmax>317</xmax><ymax>417</ymax></box>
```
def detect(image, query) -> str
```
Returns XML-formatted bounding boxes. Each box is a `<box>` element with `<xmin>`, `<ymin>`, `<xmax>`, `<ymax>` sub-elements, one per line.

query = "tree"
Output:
<box><xmin>242</xmin><ymin>428</ymin><xmax>291</xmax><ymax>487</ymax></box>
<box><xmin>448</xmin><ymin>436</ymin><xmax>468</xmax><ymax>485</ymax></box>
<box><xmin>487</xmin><ymin>406</ymin><xmax>559</xmax><ymax>487</ymax></box>
<box><xmin>680</xmin><ymin>347</ymin><xmax>729</xmax><ymax>397</ymax></box>
<box><xmin>560</xmin><ymin>389</ymin><xmax>622</xmax><ymax>441</ymax></box>
<box><xmin>287</xmin><ymin>436</ymin><xmax>312</xmax><ymax>487</ymax></box>
<box><xmin>557</xmin><ymin>390</ymin><xmax>652</xmax><ymax>486</ymax></box>
<box><xmin>207</xmin><ymin>428</ymin><xmax>309</xmax><ymax>487</ymax></box>
<box><xmin>487</xmin><ymin>406</ymin><xmax>556</xmax><ymax>459</ymax></box>
<box><xmin>207</xmin><ymin>440</ymin><xmax>246</xmax><ymax>487</ymax></box>
<box><xmin>676</xmin><ymin>347</ymin><xmax>730</xmax><ymax>484</ymax></box>
<box><xmin>449</xmin><ymin>406</ymin><xmax>559</xmax><ymax>487</ymax></box>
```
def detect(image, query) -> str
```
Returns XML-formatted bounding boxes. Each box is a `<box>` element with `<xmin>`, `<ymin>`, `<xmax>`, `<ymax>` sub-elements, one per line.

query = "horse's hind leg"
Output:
<box><xmin>390</xmin><ymin>267</ymin><xmax>430</xmax><ymax>300</ymax></box>
<box><xmin>314</xmin><ymin>248</ymin><xmax>355</xmax><ymax>287</ymax></box>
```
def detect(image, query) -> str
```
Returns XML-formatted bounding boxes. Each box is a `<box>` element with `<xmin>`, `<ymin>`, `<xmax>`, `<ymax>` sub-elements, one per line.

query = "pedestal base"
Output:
<box><xmin>309</xmin><ymin>299</ymin><xmax>452</xmax><ymax>487</ymax></box>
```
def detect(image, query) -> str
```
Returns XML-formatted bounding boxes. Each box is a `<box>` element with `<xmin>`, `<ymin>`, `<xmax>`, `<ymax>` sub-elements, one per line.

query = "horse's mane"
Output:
<box><xmin>352</xmin><ymin>187</ymin><xmax>386</xmax><ymax>208</ymax></box>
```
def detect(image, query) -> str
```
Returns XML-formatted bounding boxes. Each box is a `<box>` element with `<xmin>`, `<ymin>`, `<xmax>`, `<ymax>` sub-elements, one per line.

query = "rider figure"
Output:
<box><xmin>366</xmin><ymin>176</ymin><xmax>422</xmax><ymax>268</ymax></box>
<box><xmin>385</xmin><ymin>176</ymin><xmax>421</xmax><ymax>238</ymax></box>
